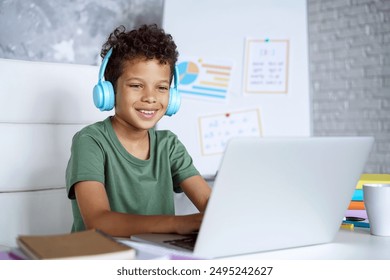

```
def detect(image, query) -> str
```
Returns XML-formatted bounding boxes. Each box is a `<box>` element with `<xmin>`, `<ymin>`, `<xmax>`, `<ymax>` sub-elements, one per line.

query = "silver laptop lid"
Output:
<box><xmin>194</xmin><ymin>137</ymin><xmax>374</xmax><ymax>258</ymax></box>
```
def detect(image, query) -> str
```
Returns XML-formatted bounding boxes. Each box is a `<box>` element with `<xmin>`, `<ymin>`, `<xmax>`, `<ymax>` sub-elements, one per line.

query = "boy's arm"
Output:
<box><xmin>180</xmin><ymin>175</ymin><xmax>212</xmax><ymax>212</ymax></box>
<box><xmin>74</xmin><ymin>181</ymin><xmax>203</xmax><ymax>237</ymax></box>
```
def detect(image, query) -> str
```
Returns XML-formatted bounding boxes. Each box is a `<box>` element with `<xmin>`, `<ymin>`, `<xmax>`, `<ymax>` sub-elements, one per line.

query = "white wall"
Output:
<box><xmin>160</xmin><ymin>0</ymin><xmax>311</xmax><ymax>175</ymax></box>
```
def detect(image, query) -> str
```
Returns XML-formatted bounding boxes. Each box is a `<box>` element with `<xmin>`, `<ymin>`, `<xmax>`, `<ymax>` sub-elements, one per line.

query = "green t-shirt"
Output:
<box><xmin>66</xmin><ymin>117</ymin><xmax>200</xmax><ymax>232</ymax></box>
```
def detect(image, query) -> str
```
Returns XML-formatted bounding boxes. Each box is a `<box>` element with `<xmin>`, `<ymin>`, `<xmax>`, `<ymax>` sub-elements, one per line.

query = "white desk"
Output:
<box><xmin>123</xmin><ymin>228</ymin><xmax>390</xmax><ymax>260</ymax></box>
<box><xmin>224</xmin><ymin>228</ymin><xmax>390</xmax><ymax>260</ymax></box>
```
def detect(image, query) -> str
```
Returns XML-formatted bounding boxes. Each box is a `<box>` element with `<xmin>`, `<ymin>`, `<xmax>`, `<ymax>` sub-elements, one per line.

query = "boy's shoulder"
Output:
<box><xmin>154</xmin><ymin>128</ymin><xmax>175</xmax><ymax>136</ymax></box>
<box><xmin>75</xmin><ymin>118</ymin><xmax>110</xmax><ymax>138</ymax></box>
<box><xmin>153</xmin><ymin>128</ymin><xmax>178</xmax><ymax>140</ymax></box>
<box><xmin>152</xmin><ymin>129</ymin><xmax>186</xmax><ymax>149</ymax></box>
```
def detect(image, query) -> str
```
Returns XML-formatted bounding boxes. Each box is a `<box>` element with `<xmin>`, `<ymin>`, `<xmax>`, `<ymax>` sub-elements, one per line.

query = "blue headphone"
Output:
<box><xmin>93</xmin><ymin>48</ymin><xmax>181</xmax><ymax>116</ymax></box>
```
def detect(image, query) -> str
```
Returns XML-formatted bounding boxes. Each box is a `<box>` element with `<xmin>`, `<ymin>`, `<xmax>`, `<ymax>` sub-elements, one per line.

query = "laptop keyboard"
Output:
<box><xmin>163</xmin><ymin>235</ymin><xmax>197</xmax><ymax>251</ymax></box>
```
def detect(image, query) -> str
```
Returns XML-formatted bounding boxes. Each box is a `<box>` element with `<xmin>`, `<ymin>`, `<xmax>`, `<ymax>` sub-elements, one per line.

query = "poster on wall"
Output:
<box><xmin>177</xmin><ymin>57</ymin><xmax>234</xmax><ymax>101</ymax></box>
<box><xmin>198</xmin><ymin>108</ymin><xmax>262</xmax><ymax>156</ymax></box>
<box><xmin>243</xmin><ymin>38</ymin><xmax>289</xmax><ymax>94</ymax></box>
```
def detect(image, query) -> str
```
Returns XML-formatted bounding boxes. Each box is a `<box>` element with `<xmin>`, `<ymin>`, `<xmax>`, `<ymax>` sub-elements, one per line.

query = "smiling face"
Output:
<box><xmin>113</xmin><ymin>58</ymin><xmax>171</xmax><ymax>132</ymax></box>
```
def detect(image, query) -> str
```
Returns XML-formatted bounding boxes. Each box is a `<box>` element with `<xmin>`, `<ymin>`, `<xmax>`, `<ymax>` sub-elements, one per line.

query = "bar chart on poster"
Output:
<box><xmin>160</xmin><ymin>0</ymin><xmax>310</xmax><ymax>176</ymax></box>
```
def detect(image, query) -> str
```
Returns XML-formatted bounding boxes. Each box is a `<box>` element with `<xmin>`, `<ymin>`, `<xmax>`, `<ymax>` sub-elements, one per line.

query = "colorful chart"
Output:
<box><xmin>177</xmin><ymin>57</ymin><xmax>233</xmax><ymax>100</ymax></box>
<box><xmin>178</xmin><ymin>61</ymin><xmax>199</xmax><ymax>85</ymax></box>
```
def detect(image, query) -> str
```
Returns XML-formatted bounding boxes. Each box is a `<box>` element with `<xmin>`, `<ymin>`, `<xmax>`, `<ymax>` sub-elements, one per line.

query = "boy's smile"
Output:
<box><xmin>113</xmin><ymin>58</ymin><xmax>171</xmax><ymax>132</ymax></box>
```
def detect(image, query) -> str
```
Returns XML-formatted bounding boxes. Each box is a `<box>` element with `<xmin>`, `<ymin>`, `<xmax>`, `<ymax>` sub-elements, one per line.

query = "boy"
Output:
<box><xmin>66</xmin><ymin>24</ymin><xmax>211</xmax><ymax>237</ymax></box>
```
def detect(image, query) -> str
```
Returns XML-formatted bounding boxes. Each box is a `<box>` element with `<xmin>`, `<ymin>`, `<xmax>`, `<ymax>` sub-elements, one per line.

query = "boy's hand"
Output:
<box><xmin>174</xmin><ymin>213</ymin><xmax>204</xmax><ymax>234</ymax></box>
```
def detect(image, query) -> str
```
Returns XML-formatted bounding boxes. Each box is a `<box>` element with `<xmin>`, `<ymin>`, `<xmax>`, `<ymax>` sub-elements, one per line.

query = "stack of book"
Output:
<box><xmin>343</xmin><ymin>174</ymin><xmax>390</xmax><ymax>228</ymax></box>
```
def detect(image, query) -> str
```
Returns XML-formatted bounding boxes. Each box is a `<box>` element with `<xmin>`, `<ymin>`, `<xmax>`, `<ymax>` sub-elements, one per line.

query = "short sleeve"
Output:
<box><xmin>66</xmin><ymin>132</ymin><xmax>105</xmax><ymax>199</ymax></box>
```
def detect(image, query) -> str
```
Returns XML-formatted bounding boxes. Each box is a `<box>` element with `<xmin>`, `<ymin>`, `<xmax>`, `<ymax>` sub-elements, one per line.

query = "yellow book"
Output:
<box><xmin>355</xmin><ymin>174</ymin><xmax>390</xmax><ymax>189</ymax></box>
<box><xmin>340</xmin><ymin>223</ymin><xmax>354</xmax><ymax>231</ymax></box>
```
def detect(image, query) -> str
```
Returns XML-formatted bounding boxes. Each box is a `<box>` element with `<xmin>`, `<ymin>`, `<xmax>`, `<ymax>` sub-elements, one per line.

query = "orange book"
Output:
<box><xmin>348</xmin><ymin>201</ymin><xmax>365</xmax><ymax>210</ymax></box>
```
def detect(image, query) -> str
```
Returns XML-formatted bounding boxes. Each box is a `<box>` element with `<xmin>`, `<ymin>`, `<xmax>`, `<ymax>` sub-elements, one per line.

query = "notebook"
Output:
<box><xmin>131</xmin><ymin>136</ymin><xmax>374</xmax><ymax>258</ymax></box>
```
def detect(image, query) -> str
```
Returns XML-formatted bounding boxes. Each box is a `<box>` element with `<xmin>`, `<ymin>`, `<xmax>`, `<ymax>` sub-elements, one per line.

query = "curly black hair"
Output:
<box><xmin>101</xmin><ymin>24</ymin><xmax>179</xmax><ymax>91</ymax></box>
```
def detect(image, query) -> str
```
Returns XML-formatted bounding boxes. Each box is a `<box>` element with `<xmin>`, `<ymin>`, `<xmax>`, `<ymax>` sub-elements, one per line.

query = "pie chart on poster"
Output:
<box><xmin>177</xmin><ymin>61</ymin><xmax>199</xmax><ymax>85</ymax></box>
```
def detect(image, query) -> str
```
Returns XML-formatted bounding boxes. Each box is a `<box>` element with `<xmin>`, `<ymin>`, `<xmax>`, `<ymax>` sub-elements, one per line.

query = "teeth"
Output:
<box><xmin>139</xmin><ymin>110</ymin><xmax>154</xmax><ymax>115</ymax></box>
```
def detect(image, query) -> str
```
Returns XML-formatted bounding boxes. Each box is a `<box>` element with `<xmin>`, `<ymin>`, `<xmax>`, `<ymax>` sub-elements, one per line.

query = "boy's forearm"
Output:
<box><xmin>85</xmin><ymin>211</ymin><xmax>177</xmax><ymax>237</ymax></box>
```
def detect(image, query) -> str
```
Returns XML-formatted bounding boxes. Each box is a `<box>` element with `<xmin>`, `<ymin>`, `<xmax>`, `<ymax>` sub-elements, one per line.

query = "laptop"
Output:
<box><xmin>131</xmin><ymin>136</ymin><xmax>374</xmax><ymax>258</ymax></box>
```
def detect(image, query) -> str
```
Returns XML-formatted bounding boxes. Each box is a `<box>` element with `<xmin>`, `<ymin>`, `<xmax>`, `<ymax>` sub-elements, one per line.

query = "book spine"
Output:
<box><xmin>351</xmin><ymin>189</ymin><xmax>363</xmax><ymax>201</ymax></box>
<box><xmin>345</xmin><ymin>209</ymin><xmax>368</xmax><ymax>219</ymax></box>
<box><xmin>355</xmin><ymin>174</ymin><xmax>390</xmax><ymax>189</ymax></box>
<box><xmin>348</xmin><ymin>201</ymin><xmax>365</xmax><ymax>210</ymax></box>
<box><xmin>343</xmin><ymin>220</ymin><xmax>370</xmax><ymax>228</ymax></box>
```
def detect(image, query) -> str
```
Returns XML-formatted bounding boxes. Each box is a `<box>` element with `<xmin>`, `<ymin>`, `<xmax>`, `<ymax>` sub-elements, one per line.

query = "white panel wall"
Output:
<box><xmin>0</xmin><ymin>58</ymin><xmax>109</xmax><ymax>248</ymax></box>
<box><xmin>1</xmin><ymin>58</ymin><xmax>111</xmax><ymax>124</ymax></box>
<box><xmin>0</xmin><ymin>189</ymin><xmax>73</xmax><ymax>247</ymax></box>
<box><xmin>0</xmin><ymin>124</ymin><xmax>85</xmax><ymax>191</ymax></box>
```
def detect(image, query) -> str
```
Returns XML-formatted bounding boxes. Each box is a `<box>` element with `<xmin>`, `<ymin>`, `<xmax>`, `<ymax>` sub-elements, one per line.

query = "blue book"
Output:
<box><xmin>343</xmin><ymin>220</ymin><xmax>370</xmax><ymax>228</ymax></box>
<box><xmin>351</xmin><ymin>189</ymin><xmax>363</xmax><ymax>201</ymax></box>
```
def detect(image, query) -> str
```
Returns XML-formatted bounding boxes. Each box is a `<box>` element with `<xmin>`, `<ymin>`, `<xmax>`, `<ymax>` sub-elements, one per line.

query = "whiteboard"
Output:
<box><xmin>160</xmin><ymin>0</ymin><xmax>310</xmax><ymax>176</ymax></box>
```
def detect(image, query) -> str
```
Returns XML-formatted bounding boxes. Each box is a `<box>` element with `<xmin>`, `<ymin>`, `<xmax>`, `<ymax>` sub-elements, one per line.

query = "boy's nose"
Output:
<box><xmin>141</xmin><ymin>89</ymin><xmax>157</xmax><ymax>103</ymax></box>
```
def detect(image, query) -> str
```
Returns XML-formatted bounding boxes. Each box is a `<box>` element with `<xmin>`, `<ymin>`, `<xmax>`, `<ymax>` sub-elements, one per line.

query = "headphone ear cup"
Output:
<box><xmin>165</xmin><ymin>65</ymin><xmax>181</xmax><ymax>116</ymax></box>
<box><xmin>93</xmin><ymin>81</ymin><xmax>115</xmax><ymax>111</ymax></box>
<box><xmin>165</xmin><ymin>86</ymin><xmax>181</xmax><ymax>116</ymax></box>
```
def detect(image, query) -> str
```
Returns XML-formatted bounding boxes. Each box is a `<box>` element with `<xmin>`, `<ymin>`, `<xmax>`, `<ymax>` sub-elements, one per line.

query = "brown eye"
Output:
<box><xmin>158</xmin><ymin>86</ymin><xmax>169</xmax><ymax>92</ymax></box>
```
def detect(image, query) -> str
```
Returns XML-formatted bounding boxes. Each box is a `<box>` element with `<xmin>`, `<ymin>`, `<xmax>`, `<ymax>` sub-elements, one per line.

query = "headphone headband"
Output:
<box><xmin>98</xmin><ymin>48</ymin><xmax>113</xmax><ymax>81</ymax></box>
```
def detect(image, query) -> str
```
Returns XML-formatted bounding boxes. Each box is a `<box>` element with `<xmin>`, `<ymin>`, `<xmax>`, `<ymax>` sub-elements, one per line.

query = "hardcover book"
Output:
<box><xmin>17</xmin><ymin>229</ymin><xmax>136</xmax><ymax>260</ymax></box>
